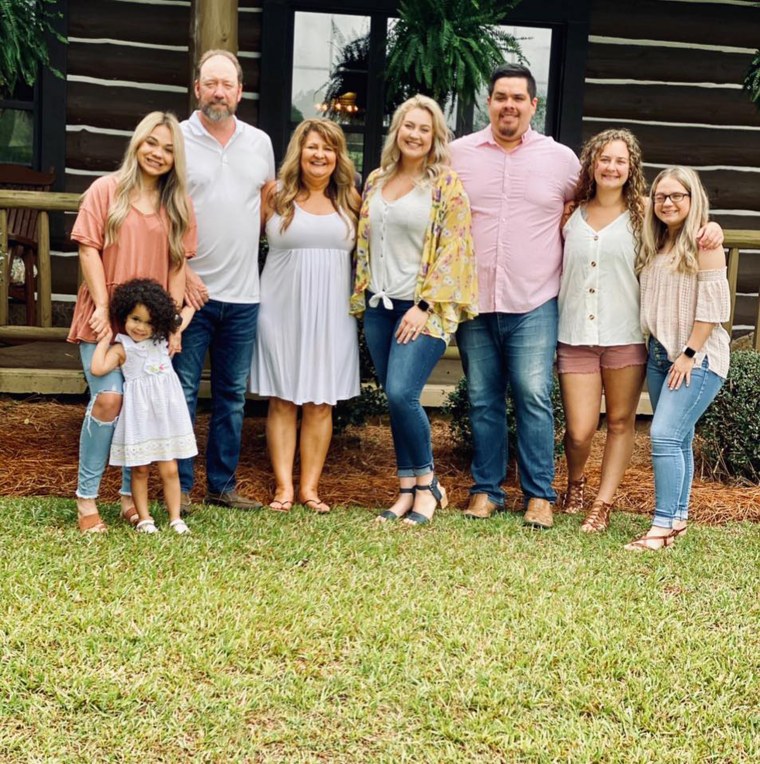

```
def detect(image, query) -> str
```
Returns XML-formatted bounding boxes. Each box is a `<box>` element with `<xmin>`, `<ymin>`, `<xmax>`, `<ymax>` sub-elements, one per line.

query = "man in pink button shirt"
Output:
<box><xmin>450</xmin><ymin>64</ymin><xmax>580</xmax><ymax>528</ymax></box>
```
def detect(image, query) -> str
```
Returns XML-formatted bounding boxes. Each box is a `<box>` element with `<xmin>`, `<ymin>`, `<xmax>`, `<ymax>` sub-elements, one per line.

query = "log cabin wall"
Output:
<box><xmin>55</xmin><ymin>0</ymin><xmax>263</xmax><ymax>293</ymax></box>
<box><xmin>583</xmin><ymin>0</ymin><xmax>760</xmax><ymax>335</ymax></box>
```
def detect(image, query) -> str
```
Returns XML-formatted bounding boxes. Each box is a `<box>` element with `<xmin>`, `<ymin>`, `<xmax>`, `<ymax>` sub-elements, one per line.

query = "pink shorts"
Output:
<box><xmin>557</xmin><ymin>342</ymin><xmax>647</xmax><ymax>374</ymax></box>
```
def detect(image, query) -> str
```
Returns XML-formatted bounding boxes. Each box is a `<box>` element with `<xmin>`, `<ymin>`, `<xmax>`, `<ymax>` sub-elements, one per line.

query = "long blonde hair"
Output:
<box><xmin>272</xmin><ymin>119</ymin><xmax>359</xmax><ymax>233</ymax></box>
<box><xmin>574</xmin><ymin>128</ymin><xmax>647</xmax><ymax>256</ymax></box>
<box><xmin>376</xmin><ymin>95</ymin><xmax>450</xmax><ymax>184</ymax></box>
<box><xmin>104</xmin><ymin>111</ymin><xmax>190</xmax><ymax>270</ymax></box>
<box><xmin>636</xmin><ymin>166</ymin><xmax>710</xmax><ymax>276</ymax></box>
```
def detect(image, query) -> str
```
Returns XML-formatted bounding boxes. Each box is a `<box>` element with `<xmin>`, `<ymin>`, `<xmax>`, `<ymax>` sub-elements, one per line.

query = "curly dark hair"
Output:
<box><xmin>110</xmin><ymin>278</ymin><xmax>178</xmax><ymax>342</ymax></box>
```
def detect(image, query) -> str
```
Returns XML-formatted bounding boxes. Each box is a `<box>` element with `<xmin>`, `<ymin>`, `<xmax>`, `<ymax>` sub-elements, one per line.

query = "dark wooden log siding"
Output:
<box><xmin>586</xmin><ymin>42</ymin><xmax>753</xmax><ymax>86</ymax></box>
<box><xmin>585</xmin><ymin>0</ymin><xmax>760</xmax><ymax>333</ymax></box>
<box><xmin>585</xmin><ymin>83</ymin><xmax>760</xmax><ymax>128</ymax></box>
<box><xmin>581</xmin><ymin>121</ymin><xmax>760</xmax><ymax>168</ymax></box>
<box><xmin>591</xmin><ymin>0</ymin><xmax>758</xmax><ymax>48</ymax></box>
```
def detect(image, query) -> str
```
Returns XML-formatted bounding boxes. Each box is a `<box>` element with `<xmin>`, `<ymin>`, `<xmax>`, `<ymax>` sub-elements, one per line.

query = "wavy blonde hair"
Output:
<box><xmin>103</xmin><ymin>111</ymin><xmax>190</xmax><ymax>270</ymax></box>
<box><xmin>574</xmin><ymin>128</ymin><xmax>647</xmax><ymax>256</ymax></box>
<box><xmin>636</xmin><ymin>166</ymin><xmax>709</xmax><ymax>276</ymax></box>
<box><xmin>272</xmin><ymin>119</ymin><xmax>359</xmax><ymax>234</ymax></box>
<box><xmin>376</xmin><ymin>94</ymin><xmax>450</xmax><ymax>184</ymax></box>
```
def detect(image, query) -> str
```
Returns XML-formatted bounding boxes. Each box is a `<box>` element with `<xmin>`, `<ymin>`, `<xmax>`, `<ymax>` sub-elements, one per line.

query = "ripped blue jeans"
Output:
<box><xmin>77</xmin><ymin>341</ymin><xmax>131</xmax><ymax>499</ymax></box>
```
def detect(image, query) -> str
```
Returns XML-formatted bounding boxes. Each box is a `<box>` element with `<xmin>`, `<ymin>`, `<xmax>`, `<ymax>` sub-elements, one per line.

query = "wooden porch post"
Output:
<box><xmin>189</xmin><ymin>0</ymin><xmax>239</xmax><ymax>112</ymax></box>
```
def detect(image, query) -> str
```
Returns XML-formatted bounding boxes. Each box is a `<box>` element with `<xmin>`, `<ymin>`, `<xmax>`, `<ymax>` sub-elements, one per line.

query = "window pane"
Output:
<box><xmin>292</xmin><ymin>12</ymin><xmax>370</xmax><ymax>126</ymax></box>
<box><xmin>0</xmin><ymin>109</ymin><xmax>33</xmax><ymax>164</ymax></box>
<box><xmin>472</xmin><ymin>27</ymin><xmax>553</xmax><ymax>134</ymax></box>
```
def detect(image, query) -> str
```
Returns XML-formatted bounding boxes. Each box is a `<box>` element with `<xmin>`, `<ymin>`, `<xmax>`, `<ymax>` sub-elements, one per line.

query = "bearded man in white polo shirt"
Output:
<box><xmin>174</xmin><ymin>50</ymin><xmax>275</xmax><ymax>512</ymax></box>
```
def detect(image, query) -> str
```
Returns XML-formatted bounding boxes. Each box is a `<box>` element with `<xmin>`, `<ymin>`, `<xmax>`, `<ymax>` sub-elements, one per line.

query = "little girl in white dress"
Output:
<box><xmin>91</xmin><ymin>278</ymin><xmax>197</xmax><ymax>533</ymax></box>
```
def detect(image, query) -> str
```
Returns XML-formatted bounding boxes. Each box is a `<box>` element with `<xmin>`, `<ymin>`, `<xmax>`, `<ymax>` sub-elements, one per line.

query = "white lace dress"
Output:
<box><xmin>110</xmin><ymin>334</ymin><xmax>198</xmax><ymax>466</ymax></box>
<box><xmin>250</xmin><ymin>203</ymin><xmax>360</xmax><ymax>405</ymax></box>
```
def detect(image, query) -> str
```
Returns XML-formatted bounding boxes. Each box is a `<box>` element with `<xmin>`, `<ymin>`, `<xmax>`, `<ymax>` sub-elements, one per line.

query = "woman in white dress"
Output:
<box><xmin>250</xmin><ymin>119</ymin><xmax>361</xmax><ymax>514</ymax></box>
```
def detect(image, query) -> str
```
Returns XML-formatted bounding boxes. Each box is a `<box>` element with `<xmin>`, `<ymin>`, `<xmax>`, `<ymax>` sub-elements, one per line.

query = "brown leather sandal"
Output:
<box><xmin>78</xmin><ymin>512</ymin><xmax>107</xmax><ymax>533</ymax></box>
<box><xmin>580</xmin><ymin>498</ymin><xmax>612</xmax><ymax>533</ymax></box>
<box><xmin>561</xmin><ymin>475</ymin><xmax>586</xmax><ymax>514</ymax></box>
<box><xmin>624</xmin><ymin>527</ymin><xmax>680</xmax><ymax>551</ymax></box>
<box><xmin>120</xmin><ymin>505</ymin><xmax>139</xmax><ymax>526</ymax></box>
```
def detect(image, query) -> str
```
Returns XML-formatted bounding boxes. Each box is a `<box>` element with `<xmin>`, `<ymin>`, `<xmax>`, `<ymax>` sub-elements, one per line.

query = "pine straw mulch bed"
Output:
<box><xmin>1</xmin><ymin>397</ymin><xmax>758</xmax><ymax>525</ymax></box>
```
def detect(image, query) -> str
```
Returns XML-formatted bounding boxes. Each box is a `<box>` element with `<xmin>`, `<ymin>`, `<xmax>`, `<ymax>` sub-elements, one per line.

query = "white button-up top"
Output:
<box><xmin>558</xmin><ymin>207</ymin><xmax>644</xmax><ymax>346</ymax></box>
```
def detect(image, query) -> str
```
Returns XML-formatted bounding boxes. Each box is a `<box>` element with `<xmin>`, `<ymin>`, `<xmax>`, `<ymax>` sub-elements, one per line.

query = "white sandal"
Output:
<box><xmin>169</xmin><ymin>519</ymin><xmax>191</xmax><ymax>535</ymax></box>
<box><xmin>135</xmin><ymin>518</ymin><xmax>159</xmax><ymax>534</ymax></box>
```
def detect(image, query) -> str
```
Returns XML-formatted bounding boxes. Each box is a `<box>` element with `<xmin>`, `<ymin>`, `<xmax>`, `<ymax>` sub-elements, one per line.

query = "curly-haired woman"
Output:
<box><xmin>557</xmin><ymin>129</ymin><xmax>722</xmax><ymax>532</ymax></box>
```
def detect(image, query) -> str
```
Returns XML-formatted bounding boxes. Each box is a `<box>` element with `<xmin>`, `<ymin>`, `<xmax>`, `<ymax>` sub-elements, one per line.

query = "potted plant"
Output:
<box><xmin>0</xmin><ymin>0</ymin><xmax>64</xmax><ymax>98</ymax></box>
<box><xmin>385</xmin><ymin>0</ymin><xmax>523</xmax><ymax>114</ymax></box>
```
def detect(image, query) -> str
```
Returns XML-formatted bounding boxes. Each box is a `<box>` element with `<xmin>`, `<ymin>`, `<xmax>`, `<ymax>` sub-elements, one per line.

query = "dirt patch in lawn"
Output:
<box><xmin>1</xmin><ymin>398</ymin><xmax>757</xmax><ymax>524</ymax></box>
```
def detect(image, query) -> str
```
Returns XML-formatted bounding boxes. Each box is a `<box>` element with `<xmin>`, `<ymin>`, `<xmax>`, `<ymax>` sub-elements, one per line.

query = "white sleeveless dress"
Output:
<box><xmin>250</xmin><ymin>203</ymin><xmax>360</xmax><ymax>405</ymax></box>
<box><xmin>110</xmin><ymin>334</ymin><xmax>198</xmax><ymax>466</ymax></box>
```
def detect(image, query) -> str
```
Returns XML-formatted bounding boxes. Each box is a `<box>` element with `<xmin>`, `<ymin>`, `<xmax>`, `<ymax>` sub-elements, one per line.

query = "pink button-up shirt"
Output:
<box><xmin>450</xmin><ymin>126</ymin><xmax>580</xmax><ymax>314</ymax></box>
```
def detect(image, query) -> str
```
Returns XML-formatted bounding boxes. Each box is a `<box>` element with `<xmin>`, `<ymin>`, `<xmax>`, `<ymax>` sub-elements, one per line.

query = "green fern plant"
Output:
<box><xmin>0</xmin><ymin>0</ymin><xmax>65</xmax><ymax>98</ymax></box>
<box><xmin>385</xmin><ymin>0</ymin><xmax>523</xmax><ymax>111</ymax></box>
<box><xmin>744</xmin><ymin>49</ymin><xmax>760</xmax><ymax>110</ymax></box>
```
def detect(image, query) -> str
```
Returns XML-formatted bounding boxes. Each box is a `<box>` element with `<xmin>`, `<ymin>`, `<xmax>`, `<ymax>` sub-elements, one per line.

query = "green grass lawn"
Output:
<box><xmin>1</xmin><ymin>497</ymin><xmax>758</xmax><ymax>763</ymax></box>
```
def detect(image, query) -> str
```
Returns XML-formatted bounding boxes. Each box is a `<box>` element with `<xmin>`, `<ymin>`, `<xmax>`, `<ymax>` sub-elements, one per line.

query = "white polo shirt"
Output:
<box><xmin>558</xmin><ymin>207</ymin><xmax>644</xmax><ymax>346</ymax></box>
<box><xmin>181</xmin><ymin>111</ymin><xmax>275</xmax><ymax>303</ymax></box>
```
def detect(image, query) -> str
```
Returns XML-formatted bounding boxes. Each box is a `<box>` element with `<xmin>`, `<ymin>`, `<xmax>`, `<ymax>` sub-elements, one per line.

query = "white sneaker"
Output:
<box><xmin>135</xmin><ymin>519</ymin><xmax>159</xmax><ymax>534</ymax></box>
<box><xmin>169</xmin><ymin>519</ymin><xmax>191</xmax><ymax>535</ymax></box>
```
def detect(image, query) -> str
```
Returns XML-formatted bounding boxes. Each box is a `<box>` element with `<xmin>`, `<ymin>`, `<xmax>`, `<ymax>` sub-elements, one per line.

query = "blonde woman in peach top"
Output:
<box><xmin>68</xmin><ymin>111</ymin><xmax>196</xmax><ymax>533</ymax></box>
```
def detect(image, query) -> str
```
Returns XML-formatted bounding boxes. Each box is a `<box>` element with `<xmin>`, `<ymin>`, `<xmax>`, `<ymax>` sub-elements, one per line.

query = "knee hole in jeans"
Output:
<box><xmin>89</xmin><ymin>391</ymin><xmax>123</xmax><ymax>423</ymax></box>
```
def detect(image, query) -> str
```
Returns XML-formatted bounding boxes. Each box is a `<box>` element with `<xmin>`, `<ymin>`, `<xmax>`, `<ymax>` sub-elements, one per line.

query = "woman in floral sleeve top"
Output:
<box><xmin>350</xmin><ymin>94</ymin><xmax>478</xmax><ymax>525</ymax></box>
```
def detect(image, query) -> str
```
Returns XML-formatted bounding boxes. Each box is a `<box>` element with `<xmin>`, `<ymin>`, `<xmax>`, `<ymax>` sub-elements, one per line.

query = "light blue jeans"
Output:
<box><xmin>363</xmin><ymin>295</ymin><xmax>446</xmax><ymax>477</ymax></box>
<box><xmin>456</xmin><ymin>299</ymin><xmax>559</xmax><ymax>506</ymax></box>
<box><xmin>77</xmin><ymin>341</ymin><xmax>131</xmax><ymax>499</ymax></box>
<box><xmin>173</xmin><ymin>299</ymin><xmax>259</xmax><ymax>495</ymax></box>
<box><xmin>647</xmin><ymin>337</ymin><xmax>724</xmax><ymax>528</ymax></box>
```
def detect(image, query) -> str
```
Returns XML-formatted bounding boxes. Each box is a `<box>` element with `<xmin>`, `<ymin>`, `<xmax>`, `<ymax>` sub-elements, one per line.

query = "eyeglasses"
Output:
<box><xmin>653</xmin><ymin>192</ymin><xmax>690</xmax><ymax>205</ymax></box>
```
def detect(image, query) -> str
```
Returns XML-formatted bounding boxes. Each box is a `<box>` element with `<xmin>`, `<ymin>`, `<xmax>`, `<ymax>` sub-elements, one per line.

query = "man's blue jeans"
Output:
<box><xmin>173</xmin><ymin>299</ymin><xmax>258</xmax><ymax>495</ymax></box>
<box><xmin>363</xmin><ymin>297</ymin><xmax>446</xmax><ymax>476</ymax></box>
<box><xmin>77</xmin><ymin>341</ymin><xmax>131</xmax><ymax>499</ymax></box>
<box><xmin>456</xmin><ymin>299</ymin><xmax>558</xmax><ymax>506</ymax></box>
<box><xmin>647</xmin><ymin>337</ymin><xmax>723</xmax><ymax>528</ymax></box>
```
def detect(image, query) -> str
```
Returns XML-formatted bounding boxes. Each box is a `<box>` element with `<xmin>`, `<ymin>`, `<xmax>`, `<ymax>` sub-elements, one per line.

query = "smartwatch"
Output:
<box><xmin>416</xmin><ymin>300</ymin><xmax>431</xmax><ymax>313</ymax></box>
<box><xmin>682</xmin><ymin>345</ymin><xmax>696</xmax><ymax>358</ymax></box>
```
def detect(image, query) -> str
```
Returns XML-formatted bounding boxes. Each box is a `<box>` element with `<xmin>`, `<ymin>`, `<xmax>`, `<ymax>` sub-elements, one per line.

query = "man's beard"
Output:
<box><xmin>201</xmin><ymin>100</ymin><xmax>236</xmax><ymax>122</ymax></box>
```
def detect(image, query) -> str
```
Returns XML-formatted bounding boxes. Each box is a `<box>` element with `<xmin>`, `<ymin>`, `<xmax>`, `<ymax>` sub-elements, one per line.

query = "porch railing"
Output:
<box><xmin>1</xmin><ymin>190</ymin><xmax>759</xmax><ymax>351</ymax></box>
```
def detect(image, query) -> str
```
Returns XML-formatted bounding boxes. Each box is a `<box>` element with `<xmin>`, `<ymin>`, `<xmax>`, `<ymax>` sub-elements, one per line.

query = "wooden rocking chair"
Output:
<box><xmin>0</xmin><ymin>164</ymin><xmax>56</xmax><ymax>326</ymax></box>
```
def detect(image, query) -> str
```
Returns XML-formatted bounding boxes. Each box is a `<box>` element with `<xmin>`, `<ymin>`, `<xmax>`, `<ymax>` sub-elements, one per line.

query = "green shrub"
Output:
<box><xmin>333</xmin><ymin>384</ymin><xmax>388</xmax><ymax>435</ymax></box>
<box><xmin>442</xmin><ymin>375</ymin><xmax>565</xmax><ymax>457</ymax></box>
<box><xmin>695</xmin><ymin>349</ymin><xmax>760</xmax><ymax>483</ymax></box>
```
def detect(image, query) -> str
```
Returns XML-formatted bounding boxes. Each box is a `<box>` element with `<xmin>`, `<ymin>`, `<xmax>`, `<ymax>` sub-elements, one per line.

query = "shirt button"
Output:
<box><xmin>594</xmin><ymin>235</ymin><xmax>599</xmax><ymax>241</ymax></box>
<box><xmin>589</xmin><ymin>288</ymin><xmax>595</xmax><ymax>294</ymax></box>
<box><xmin>589</xmin><ymin>314</ymin><xmax>595</xmax><ymax>320</ymax></box>
<box><xmin>591</xmin><ymin>261</ymin><xmax>597</xmax><ymax>267</ymax></box>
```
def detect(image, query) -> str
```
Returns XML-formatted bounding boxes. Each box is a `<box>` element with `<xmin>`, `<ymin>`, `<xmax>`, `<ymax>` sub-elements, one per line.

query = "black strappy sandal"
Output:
<box><xmin>404</xmin><ymin>476</ymin><xmax>448</xmax><ymax>525</ymax></box>
<box><xmin>376</xmin><ymin>486</ymin><xmax>416</xmax><ymax>522</ymax></box>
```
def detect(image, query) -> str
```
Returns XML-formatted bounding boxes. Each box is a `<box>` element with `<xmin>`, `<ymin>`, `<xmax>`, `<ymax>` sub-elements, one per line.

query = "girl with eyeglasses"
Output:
<box><xmin>625</xmin><ymin>167</ymin><xmax>730</xmax><ymax>551</ymax></box>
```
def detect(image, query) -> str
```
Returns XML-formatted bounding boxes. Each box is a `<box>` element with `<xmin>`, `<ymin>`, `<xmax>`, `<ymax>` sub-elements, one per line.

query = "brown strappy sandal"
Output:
<box><xmin>78</xmin><ymin>512</ymin><xmax>107</xmax><ymax>533</ymax></box>
<box><xmin>561</xmin><ymin>475</ymin><xmax>586</xmax><ymax>514</ymax></box>
<box><xmin>580</xmin><ymin>498</ymin><xmax>613</xmax><ymax>533</ymax></box>
<box><xmin>624</xmin><ymin>527</ymin><xmax>680</xmax><ymax>551</ymax></box>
